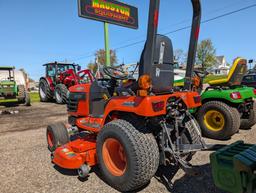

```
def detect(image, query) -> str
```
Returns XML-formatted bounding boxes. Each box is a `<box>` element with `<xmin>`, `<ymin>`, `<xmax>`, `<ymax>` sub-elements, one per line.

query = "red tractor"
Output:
<box><xmin>46</xmin><ymin>0</ymin><xmax>229</xmax><ymax>192</ymax></box>
<box><xmin>39</xmin><ymin>62</ymin><xmax>93</xmax><ymax>104</ymax></box>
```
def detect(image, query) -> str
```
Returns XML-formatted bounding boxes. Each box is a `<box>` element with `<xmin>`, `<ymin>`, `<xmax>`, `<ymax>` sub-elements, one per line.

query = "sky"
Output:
<box><xmin>0</xmin><ymin>0</ymin><xmax>256</xmax><ymax>80</ymax></box>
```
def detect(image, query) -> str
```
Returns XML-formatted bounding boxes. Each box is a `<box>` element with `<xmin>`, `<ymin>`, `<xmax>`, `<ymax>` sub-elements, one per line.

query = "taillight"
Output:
<box><xmin>253</xmin><ymin>89</ymin><xmax>256</xmax><ymax>95</ymax></box>
<box><xmin>193</xmin><ymin>95</ymin><xmax>201</xmax><ymax>103</ymax></box>
<box><xmin>152</xmin><ymin>101</ymin><xmax>165</xmax><ymax>112</ymax></box>
<box><xmin>230</xmin><ymin>92</ymin><xmax>242</xmax><ymax>100</ymax></box>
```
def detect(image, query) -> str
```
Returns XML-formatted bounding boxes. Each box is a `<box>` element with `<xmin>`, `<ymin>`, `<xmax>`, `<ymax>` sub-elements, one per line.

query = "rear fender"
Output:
<box><xmin>201</xmin><ymin>87</ymin><xmax>254</xmax><ymax>104</ymax></box>
<box><xmin>103</xmin><ymin>92</ymin><xmax>201</xmax><ymax>120</ymax></box>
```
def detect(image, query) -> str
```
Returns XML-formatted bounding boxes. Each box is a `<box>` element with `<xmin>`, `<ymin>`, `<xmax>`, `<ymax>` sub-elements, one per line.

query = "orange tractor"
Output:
<box><xmin>46</xmin><ymin>0</ymin><xmax>217</xmax><ymax>191</ymax></box>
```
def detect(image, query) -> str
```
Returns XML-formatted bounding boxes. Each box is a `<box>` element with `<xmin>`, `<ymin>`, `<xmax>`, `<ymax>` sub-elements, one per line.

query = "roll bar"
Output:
<box><xmin>184</xmin><ymin>0</ymin><xmax>202</xmax><ymax>90</ymax></box>
<box><xmin>139</xmin><ymin>0</ymin><xmax>202</xmax><ymax>91</ymax></box>
<box><xmin>138</xmin><ymin>0</ymin><xmax>160</xmax><ymax>77</ymax></box>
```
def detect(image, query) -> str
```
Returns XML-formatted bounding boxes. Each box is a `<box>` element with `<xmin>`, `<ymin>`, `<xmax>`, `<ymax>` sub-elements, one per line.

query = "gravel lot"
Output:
<box><xmin>0</xmin><ymin>102</ymin><xmax>255</xmax><ymax>193</ymax></box>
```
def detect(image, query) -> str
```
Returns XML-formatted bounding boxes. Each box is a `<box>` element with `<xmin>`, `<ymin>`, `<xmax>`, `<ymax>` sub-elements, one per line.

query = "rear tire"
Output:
<box><xmin>231</xmin><ymin>107</ymin><xmax>241</xmax><ymax>132</ymax></box>
<box><xmin>54</xmin><ymin>84</ymin><xmax>68</xmax><ymax>104</ymax></box>
<box><xmin>240</xmin><ymin>102</ymin><xmax>256</xmax><ymax>129</ymax></box>
<box><xmin>197</xmin><ymin>101</ymin><xmax>239</xmax><ymax>140</ymax></box>
<box><xmin>17</xmin><ymin>85</ymin><xmax>25</xmax><ymax>103</ymax></box>
<box><xmin>39</xmin><ymin>79</ymin><xmax>52</xmax><ymax>102</ymax></box>
<box><xmin>182</xmin><ymin>114</ymin><xmax>202</xmax><ymax>161</ymax></box>
<box><xmin>96</xmin><ymin>119</ymin><xmax>159</xmax><ymax>192</ymax></box>
<box><xmin>46</xmin><ymin>123</ymin><xmax>70</xmax><ymax>152</ymax></box>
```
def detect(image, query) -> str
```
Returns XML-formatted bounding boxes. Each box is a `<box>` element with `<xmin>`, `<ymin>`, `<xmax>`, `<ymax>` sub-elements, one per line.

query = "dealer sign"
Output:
<box><xmin>78</xmin><ymin>0</ymin><xmax>138</xmax><ymax>29</ymax></box>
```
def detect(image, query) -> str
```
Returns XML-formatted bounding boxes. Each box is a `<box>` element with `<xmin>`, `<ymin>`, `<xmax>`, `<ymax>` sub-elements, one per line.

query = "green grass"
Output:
<box><xmin>30</xmin><ymin>92</ymin><xmax>40</xmax><ymax>103</ymax></box>
<box><xmin>203</xmin><ymin>74</ymin><xmax>227</xmax><ymax>83</ymax></box>
<box><xmin>30</xmin><ymin>92</ymin><xmax>40</xmax><ymax>102</ymax></box>
<box><xmin>0</xmin><ymin>92</ymin><xmax>40</xmax><ymax>104</ymax></box>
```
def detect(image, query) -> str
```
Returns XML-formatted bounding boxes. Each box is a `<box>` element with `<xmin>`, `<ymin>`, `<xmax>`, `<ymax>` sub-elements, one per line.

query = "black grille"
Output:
<box><xmin>67</xmin><ymin>92</ymin><xmax>86</xmax><ymax>112</ymax></box>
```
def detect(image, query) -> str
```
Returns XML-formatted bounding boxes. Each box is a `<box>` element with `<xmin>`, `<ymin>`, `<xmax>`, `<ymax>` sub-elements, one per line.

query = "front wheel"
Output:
<box><xmin>96</xmin><ymin>119</ymin><xmax>159</xmax><ymax>192</ymax></box>
<box><xmin>197</xmin><ymin>101</ymin><xmax>240</xmax><ymax>140</ymax></box>
<box><xmin>46</xmin><ymin>123</ymin><xmax>70</xmax><ymax>152</ymax></box>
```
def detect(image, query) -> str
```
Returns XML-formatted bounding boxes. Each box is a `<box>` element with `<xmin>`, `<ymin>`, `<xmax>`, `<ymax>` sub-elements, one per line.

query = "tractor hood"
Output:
<box><xmin>0</xmin><ymin>80</ymin><xmax>15</xmax><ymax>86</ymax></box>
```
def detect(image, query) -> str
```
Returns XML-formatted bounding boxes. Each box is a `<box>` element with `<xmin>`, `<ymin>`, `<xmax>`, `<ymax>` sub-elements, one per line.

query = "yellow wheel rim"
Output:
<box><xmin>203</xmin><ymin>110</ymin><xmax>225</xmax><ymax>131</ymax></box>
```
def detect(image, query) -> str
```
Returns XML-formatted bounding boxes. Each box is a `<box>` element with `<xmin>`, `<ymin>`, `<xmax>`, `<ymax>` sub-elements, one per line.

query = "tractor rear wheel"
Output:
<box><xmin>39</xmin><ymin>79</ymin><xmax>52</xmax><ymax>102</ymax></box>
<box><xmin>46</xmin><ymin>123</ymin><xmax>70</xmax><ymax>152</ymax></box>
<box><xmin>240</xmin><ymin>102</ymin><xmax>256</xmax><ymax>129</ymax></box>
<box><xmin>17</xmin><ymin>86</ymin><xmax>31</xmax><ymax>106</ymax></box>
<box><xmin>197</xmin><ymin>101</ymin><xmax>239</xmax><ymax>140</ymax></box>
<box><xmin>54</xmin><ymin>84</ymin><xmax>68</xmax><ymax>104</ymax></box>
<box><xmin>96</xmin><ymin>119</ymin><xmax>159</xmax><ymax>192</ymax></box>
<box><xmin>182</xmin><ymin>114</ymin><xmax>202</xmax><ymax>161</ymax></box>
<box><xmin>17</xmin><ymin>85</ymin><xmax>25</xmax><ymax>103</ymax></box>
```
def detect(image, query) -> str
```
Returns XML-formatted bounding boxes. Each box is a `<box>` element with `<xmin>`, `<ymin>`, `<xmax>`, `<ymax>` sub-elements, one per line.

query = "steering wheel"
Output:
<box><xmin>103</xmin><ymin>66</ymin><xmax>129</xmax><ymax>80</ymax></box>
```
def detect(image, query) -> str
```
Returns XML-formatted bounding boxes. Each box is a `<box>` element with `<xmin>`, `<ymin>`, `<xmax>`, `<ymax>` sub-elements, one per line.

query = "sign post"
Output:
<box><xmin>104</xmin><ymin>22</ymin><xmax>110</xmax><ymax>66</ymax></box>
<box><xmin>78</xmin><ymin>0</ymin><xmax>138</xmax><ymax>66</ymax></box>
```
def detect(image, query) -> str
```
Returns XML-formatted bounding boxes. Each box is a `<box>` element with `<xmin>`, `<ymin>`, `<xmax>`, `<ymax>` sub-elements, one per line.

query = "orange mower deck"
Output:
<box><xmin>53</xmin><ymin>134</ymin><xmax>97</xmax><ymax>169</ymax></box>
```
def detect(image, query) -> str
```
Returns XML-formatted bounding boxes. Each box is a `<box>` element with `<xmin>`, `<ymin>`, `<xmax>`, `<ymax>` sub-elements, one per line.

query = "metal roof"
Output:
<box><xmin>43</xmin><ymin>62</ymin><xmax>78</xmax><ymax>66</ymax></box>
<box><xmin>0</xmin><ymin>66</ymin><xmax>15</xmax><ymax>70</ymax></box>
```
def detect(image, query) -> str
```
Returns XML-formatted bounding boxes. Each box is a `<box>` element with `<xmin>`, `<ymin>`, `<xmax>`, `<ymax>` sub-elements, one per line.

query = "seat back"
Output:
<box><xmin>209</xmin><ymin>58</ymin><xmax>247</xmax><ymax>86</ymax></box>
<box><xmin>139</xmin><ymin>34</ymin><xmax>174</xmax><ymax>93</ymax></box>
<box><xmin>227</xmin><ymin>58</ymin><xmax>247</xmax><ymax>86</ymax></box>
<box><xmin>89</xmin><ymin>81</ymin><xmax>110</xmax><ymax>117</ymax></box>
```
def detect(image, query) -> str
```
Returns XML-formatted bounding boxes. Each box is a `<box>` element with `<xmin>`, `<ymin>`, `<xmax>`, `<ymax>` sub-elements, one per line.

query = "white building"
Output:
<box><xmin>207</xmin><ymin>56</ymin><xmax>230</xmax><ymax>75</ymax></box>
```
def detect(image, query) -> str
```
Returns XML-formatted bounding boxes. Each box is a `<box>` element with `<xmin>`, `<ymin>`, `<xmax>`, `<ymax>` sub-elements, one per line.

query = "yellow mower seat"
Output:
<box><xmin>208</xmin><ymin>57</ymin><xmax>247</xmax><ymax>87</ymax></box>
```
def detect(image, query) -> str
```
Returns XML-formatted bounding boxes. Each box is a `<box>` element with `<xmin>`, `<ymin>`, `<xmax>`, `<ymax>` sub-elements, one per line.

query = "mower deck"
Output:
<box><xmin>53</xmin><ymin>134</ymin><xmax>97</xmax><ymax>169</ymax></box>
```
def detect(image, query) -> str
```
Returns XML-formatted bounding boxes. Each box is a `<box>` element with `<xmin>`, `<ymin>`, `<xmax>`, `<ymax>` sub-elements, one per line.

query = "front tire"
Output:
<box><xmin>46</xmin><ymin>123</ymin><xmax>70</xmax><ymax>152</ymax></box>
<box><xmin>96</xmin><ymin>119</ymin><xmax>159</xmax><ymax>192</ymax></box>
<box><xmin>197</xmin><ymin>101</ymin><xmax>240</xmax><ymax>140</ymax></box>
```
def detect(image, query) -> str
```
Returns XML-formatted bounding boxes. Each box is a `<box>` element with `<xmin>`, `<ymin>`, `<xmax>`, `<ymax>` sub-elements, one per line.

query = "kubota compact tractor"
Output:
<box><xmin>46</xmin><ymin>0</ymin><xmax>246</xmax><ymax>192</ymax></box>
<box><xmin>39</xmin><ymin>62</ymin><xmax>93</xmax><ymax>104</ymax></box>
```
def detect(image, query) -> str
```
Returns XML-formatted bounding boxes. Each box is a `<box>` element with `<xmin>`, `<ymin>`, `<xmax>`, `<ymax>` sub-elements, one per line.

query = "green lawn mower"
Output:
<box><xmin>0</xmin><ymin>66</ymin><xmax>30</xmax><ymax>106</ymax></box>
<box><xmin>174</xmin><ymin>58</ymin><xmax>256</xmax><ymax>140</ymax></box>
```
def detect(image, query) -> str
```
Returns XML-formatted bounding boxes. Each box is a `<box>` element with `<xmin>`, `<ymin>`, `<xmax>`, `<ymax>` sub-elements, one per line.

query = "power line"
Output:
<box><xmin>71</xmin><ymin>3</ymin><xmax>256</xmax><ymax>62</ymax></box>
<box><xmin>116</xmin><ymin>3</ymin><xmax>256</xmax><ymax>50</ymax></box>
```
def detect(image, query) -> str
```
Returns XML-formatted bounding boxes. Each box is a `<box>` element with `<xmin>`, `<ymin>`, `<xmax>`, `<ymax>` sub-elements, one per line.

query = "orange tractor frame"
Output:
<box><xmin>46</xmin><ymin>0</ymin><xmax>218</xmax><ymax>192</ymax></box>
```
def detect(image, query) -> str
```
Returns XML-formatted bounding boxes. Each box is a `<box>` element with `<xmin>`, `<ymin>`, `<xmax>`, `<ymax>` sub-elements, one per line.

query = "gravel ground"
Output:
<box><xmin>0</xmin><ymin>102</ymin><xmax>255</xmax><ymax>193</ymax></box>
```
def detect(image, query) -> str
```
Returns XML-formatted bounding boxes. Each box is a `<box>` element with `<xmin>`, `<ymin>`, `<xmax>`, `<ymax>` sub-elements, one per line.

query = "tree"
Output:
<box><xmin>196</xmin><ymin>39</ymin><xmax>217</xmax><ymax>69</ymax></box>
<box><xmin>87</xmin><ymin>61</ymin><xmax>98</xmax><ymax>74</ymax></box>
<box><xmin>87</xmin><ymin>49</ymin><xmax>118</xmax><ymax>74</ymax></box>
<box><xmin>95</xmin><ymin>49</ymin><xmax>118</xmax><ymax>66</ymax></box>
<box><xmin>174</xmin><ymin>49</ymin><xmax>186</xmax><ymax>65</ymax></box>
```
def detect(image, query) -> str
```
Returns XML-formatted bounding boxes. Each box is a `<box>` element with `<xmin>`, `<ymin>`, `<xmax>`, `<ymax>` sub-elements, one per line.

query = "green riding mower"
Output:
<box><xmin>0</xmin><ymin>66</ymin><xmax>30</xmax><ymax>106</ymax></box>
<box><xmin>174</xmin><ymin>58</ymin><xmax>256</xmax><ymax>140</ymax></box>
